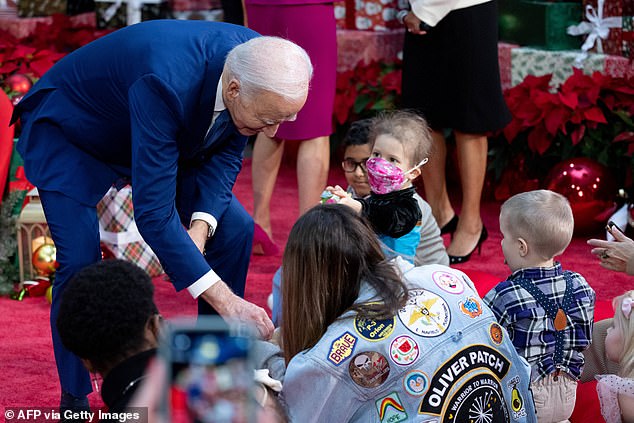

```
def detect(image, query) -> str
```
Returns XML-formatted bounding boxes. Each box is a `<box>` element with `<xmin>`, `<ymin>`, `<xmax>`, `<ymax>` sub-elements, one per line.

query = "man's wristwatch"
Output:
<box><xmin>192</xmin><ymin>220</ymin><xmax>214</xmax><ymax>239</ymax></box>
<box><xmin>205</xmin><ymin>223</ymin><xmax>214</xmax><ymax>239</ymax></box>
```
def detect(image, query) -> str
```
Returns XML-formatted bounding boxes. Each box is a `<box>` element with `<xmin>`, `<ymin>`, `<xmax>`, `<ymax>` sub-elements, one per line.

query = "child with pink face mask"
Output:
<box><xmin>596</xmin><ymin>291</ymin><xmax>634</xmax><ymax>423</ymax></box>
<box><xmin>327</xmin><ymin>110</ymin><xmax>433</xmax><ymax>262</ymax></box>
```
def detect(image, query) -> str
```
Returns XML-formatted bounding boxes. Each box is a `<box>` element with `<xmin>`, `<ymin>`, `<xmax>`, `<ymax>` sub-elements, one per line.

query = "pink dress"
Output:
<box><xmin>244</xmin><ymin>1</ymin><xmax>337</xmax><ymax>141</ymax></box>
<box><xmin>596</xmin><ymin>374</ymin><xmax>634</xmax><ymax>423</ymax></box>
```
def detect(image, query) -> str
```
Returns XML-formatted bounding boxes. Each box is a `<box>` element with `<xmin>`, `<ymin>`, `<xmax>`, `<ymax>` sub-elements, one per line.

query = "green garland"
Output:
<box><xmin>0</xmin><ymin>191</ymin><xmax>21</xmax><ymax>296</ymax></box>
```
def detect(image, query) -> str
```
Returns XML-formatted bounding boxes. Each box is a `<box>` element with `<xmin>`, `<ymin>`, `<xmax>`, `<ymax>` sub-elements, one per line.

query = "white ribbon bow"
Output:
<box><xmin>567</xmin><ymin>0</ymin><xmax>622</xmax><ymax>65</ymax></box>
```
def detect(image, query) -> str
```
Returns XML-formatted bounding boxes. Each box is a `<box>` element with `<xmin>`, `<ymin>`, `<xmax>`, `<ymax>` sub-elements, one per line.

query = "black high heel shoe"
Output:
<box><xmin>449</xmin><ymin>225</ymin><xmax>488</xmax><ymax>264</ymax></box>
<box><xmin>440</xmin><ymin>214</ymin><xmax>459</xmax><ymax>235</ymax></box>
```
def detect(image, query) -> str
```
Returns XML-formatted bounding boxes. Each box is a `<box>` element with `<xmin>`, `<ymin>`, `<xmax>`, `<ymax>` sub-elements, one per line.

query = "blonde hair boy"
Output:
<box><xmin>500</xmin><ymin>189</ymin><xmax>574</xmax><ymax>268</ymax></box>
<box><xmin>484</xmin><ymin>189</ymin><xmax>595</xmax><ymax>423</ymax></box>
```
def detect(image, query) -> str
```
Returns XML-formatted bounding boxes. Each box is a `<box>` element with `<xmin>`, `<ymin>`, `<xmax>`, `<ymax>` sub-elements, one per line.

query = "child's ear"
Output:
<box><xmin>518</xmin><ymin>238</ymin><xmax>529</xmax><ymax>257</ymax></box>
<box><xmin>407</xmin><ymin>167</ymin><xmax>422</xmax><ymax>181</ymax></box>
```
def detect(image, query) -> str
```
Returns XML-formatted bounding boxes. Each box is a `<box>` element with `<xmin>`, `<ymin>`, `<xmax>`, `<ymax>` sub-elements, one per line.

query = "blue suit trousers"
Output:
<box><xmin>41</xmin><ymin>188</ymin><xmax>253</xmax><ymax>397</ymax></box>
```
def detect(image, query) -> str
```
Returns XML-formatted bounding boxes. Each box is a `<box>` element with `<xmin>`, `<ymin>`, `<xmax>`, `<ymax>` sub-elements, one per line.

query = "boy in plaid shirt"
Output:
<box><xmin>484</xmin><ymin>189</ymin><xmax>595</xmax><ymax>422</ymax></box>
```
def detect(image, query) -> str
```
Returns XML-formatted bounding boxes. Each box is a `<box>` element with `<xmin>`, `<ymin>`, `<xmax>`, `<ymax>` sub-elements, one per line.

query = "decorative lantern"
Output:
<box><xmin>15</xmin><ymin>188</ymin><xmax>52</xmax><ymax>282</ymax></box>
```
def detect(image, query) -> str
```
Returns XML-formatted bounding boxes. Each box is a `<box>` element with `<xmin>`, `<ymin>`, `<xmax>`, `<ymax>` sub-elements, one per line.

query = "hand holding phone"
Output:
<box><xmin>159</xmin><ymin>316</ymin><xmax>259</xmax><ymax>423</ymax></box>
<box><xmin>589</xmin><ymin>220</ymin><xmax>634</xmax><ymax>275</ymax></box>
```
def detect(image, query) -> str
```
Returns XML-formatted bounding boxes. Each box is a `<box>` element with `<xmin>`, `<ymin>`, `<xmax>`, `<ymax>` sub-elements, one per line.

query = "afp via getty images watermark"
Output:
<box><xmin>4</xmin><ymin>407</ymin><xmax>148</xmax><ymax>422</ymax></box>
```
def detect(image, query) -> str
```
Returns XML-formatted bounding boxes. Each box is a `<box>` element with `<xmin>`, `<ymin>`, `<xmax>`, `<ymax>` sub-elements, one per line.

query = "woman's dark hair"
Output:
<box><xmin>56</xmin><ymin>259</ymin><xmax>158</xmax><ymax>374</ymax></box>
<box><xmin>281</xmin><ymin>205</ymin><xmax>407</xmax><ymax>363</ymax></box>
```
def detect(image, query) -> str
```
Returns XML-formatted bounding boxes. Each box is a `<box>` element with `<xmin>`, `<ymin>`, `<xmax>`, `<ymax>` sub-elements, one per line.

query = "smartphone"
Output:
<box><xmin>607</xmin><ymin>220</ymin><xmax>625</xmax><ymax>235</ymax></box>
<box><xmin>159</xmin><ymin>316</ymin><xmax>258</xmax><ymax>423</ymax></box>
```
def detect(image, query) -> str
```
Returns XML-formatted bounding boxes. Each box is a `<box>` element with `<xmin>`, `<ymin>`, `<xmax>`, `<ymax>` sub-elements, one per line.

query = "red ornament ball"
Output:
<box><xmin>32</xmin><ymin>243</ymin><xmax>58</xmax><ymax>276</ymax></box>
<box><xmin>545</xmin><ymin>158</ymin><xmax>617</xmax><ymax>234</ymax></box>
<box><xmin>5</xmin><ymin>74</ymin><xmax>32</xmax><ymax>94</ymax></box>
<box><xmin>100</xmin><ymin>242</ymin><xmax>115</xmax><ymax>260</ymax></box>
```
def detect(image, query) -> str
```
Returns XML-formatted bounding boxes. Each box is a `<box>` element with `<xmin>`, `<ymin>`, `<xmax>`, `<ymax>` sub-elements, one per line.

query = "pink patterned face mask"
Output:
<box><xmin>365</xmin><ymin>157</ymin><xmax>428</xmax><ymax>194</ymax></box>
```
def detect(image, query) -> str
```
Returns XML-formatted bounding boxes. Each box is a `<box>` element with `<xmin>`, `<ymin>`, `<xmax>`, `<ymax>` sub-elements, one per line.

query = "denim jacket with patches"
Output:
<box><xmin>281</xmin><ymin>260</ymin><xmax>538</xmax><ymax>423</ymax></box>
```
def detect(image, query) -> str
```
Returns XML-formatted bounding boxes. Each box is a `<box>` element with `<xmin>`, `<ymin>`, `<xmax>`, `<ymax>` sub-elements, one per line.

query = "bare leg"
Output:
<box><xmin>251</xmin><ymin>133</ymin><xmax>284</xmax><ymax>238</ymax></box>
<box><xmin>420</xmin><ymin>130</ymin><xmax>455</xmax><ymax>227</ymax></box>
<box><xmin>447</xmin><ymin>131</ymin><xmax>487</xmax><ymax>257</ymax></box>
<box><xmin>296</xmin><ymin>136</ymin><xmax>330</xmax><ymax>215</ymax></box>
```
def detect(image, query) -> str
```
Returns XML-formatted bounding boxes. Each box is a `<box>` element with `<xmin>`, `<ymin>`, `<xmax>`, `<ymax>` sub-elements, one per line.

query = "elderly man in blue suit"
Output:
<box><xmin>12</xmin><ymin>20</ymin><xmax>312</xmax><ymax>417</ymax></box>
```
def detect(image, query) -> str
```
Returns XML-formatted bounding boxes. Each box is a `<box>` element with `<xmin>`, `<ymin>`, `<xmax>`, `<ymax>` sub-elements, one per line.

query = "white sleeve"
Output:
<box><xmin>186</xmin><ymin>268</ymin><xmax>220</xmax><ymax>298</ymax></box>
<box><xmin>409</xmin><ymin>0</ymin><xmax>490</xmax><ymax>27</ymax></box>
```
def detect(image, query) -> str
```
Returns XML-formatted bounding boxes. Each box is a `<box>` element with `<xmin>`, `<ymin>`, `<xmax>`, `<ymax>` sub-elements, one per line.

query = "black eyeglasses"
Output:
<box><xmin>341</xmin><ymin>158</ymin><xmax>369</xmax><ymax>173</ymax></box>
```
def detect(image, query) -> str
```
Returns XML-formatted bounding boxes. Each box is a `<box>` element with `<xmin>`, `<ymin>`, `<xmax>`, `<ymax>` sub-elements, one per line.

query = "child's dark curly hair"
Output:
<box><xmin>56</xmin><ymin>259</ymin><xmax>158</xmax><ymax>373</ymax></box>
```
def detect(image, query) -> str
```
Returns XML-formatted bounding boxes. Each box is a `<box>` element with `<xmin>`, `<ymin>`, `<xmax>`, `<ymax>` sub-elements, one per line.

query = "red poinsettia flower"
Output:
<box><xmin>333</xmin><ymin>59</ymin><xmax>402</xmax><ymax>127</ymax></box>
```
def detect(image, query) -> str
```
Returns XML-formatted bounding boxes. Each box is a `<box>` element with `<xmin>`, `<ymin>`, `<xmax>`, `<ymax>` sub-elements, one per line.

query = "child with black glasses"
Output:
<box><xmin>328</xmin><ymin>110</ymin><xmax>448</xmax><ymax>266</ymax></box>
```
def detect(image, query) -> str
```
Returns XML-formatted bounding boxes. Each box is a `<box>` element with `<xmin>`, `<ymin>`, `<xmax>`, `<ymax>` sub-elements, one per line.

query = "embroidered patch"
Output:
<box><xmin>328</xmin><ymin>331</ymin><xmax>357</xmax><ymax>366</ymax></box>
<box><xmin>403</xmin><ymin>370</ymin><xmax>429</xmax><ymax>397</ymax></box>
<box><xmin>489</xmin><ymin>322</ymin><xmax>504</xmax><ymax>345</ymax></box>
<box><xmin>424</xmin><ymin>373</ymin><xmax>510</xmax><ymax>422</ymax></box>
<box><xmin>507</xmin><ymin>375</ymin><xmax>527</xmax><ymax>419</ymax></box>
<box><xmin>459</xmin><ymin>296</ymin><xmax>483</xmax><ymax>318</ymax></box>
<box><xmin>348</xmin><ymin>351</ymin><xmax>390</xmax><ymax>388</ymax></box>
<box><xmin>432</xmin><ymin>270</ymin><xmax>464</xmax><ymax>295</ymax></box>
<box><xmin>354</xmin><ymin>312</ymin><xmax>395</xmax><ymax>342</ymax></box>
<box><xmin>398</xmin><ymin>289</ymin><xmax>451</xmax><ymax>337</ymax></box>
<box><xmin>418</xmin><ymin>344</ymin><xmax>511</xmax><ymax>417</ymax></box>
<box><xmin>390</xmin><ymin>335</ymin><xmax>420</xmax><ymax>366</ymax></box>
<box><xmin>375</xmin><ymin>392</ymin><xmax>408</xmax><ymax>423</ymax></box>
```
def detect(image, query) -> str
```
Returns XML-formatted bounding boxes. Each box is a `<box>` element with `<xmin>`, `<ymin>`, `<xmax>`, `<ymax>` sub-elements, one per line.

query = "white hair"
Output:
<box><xmin>224</xmin><ymin>36</ymin><xmax>313</xmax><ymax>102</ymax></box>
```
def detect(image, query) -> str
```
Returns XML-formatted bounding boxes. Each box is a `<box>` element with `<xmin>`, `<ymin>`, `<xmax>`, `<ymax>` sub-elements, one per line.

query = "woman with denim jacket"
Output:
<box><xmin>270</xmin><ymin>205</ymin><xmax>537</xmax><ymax>422</ymax></box>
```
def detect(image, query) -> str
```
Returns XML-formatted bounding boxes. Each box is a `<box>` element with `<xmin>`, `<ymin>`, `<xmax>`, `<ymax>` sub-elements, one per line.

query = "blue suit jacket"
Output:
<box><xmin>14</xmin><ymin>20</ymin><xmax>260</xmax><ymax>290</ymax></box>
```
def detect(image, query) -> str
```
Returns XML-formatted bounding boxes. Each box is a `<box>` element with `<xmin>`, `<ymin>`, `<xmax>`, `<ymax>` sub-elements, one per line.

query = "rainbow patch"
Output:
<box><xmin>375</xmin><ymin>392</ymin><xmax>408</xmax><ymax>423</ymax></box>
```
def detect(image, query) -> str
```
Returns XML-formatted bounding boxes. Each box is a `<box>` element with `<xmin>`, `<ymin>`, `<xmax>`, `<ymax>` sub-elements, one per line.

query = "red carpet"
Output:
<box><xmin>0</xmin><ymin>157</ymin><xmax>631</xmax><ymax>418</ymax></box>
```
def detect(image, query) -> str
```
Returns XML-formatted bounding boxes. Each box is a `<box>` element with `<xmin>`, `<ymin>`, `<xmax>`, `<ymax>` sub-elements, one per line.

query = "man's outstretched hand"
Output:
<box><xmin>201</xmin><ymin>281</ymin><xmax>275</xmax><ymax>340</ymax></box>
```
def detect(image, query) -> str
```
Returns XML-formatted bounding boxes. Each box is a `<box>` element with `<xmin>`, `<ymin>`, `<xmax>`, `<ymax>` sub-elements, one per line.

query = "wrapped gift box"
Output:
<box><xmin>95</xmin><ymin>0</ymin><xmax>170</xmax><ymax>28</ymax></box>
<box><xmin>498</xmin><ymin>42</ymin><xmax>519</xmax><ymax>91</ymax></box>
<box><xmin>511</xmin><ymin>46</ymin><xmax>633</xmax><ymax>87</ymax></box>
<box><xmin>499</xmin><ymin>0</ymin><xmax>582</xmax><ymax>50</ymax></box>
<box><xmin>17</xmin><ymin>0</ymin><xmax>94</xmax><ymax>17</ymax></box>
<box><xmin>169</xmin><ymin>0</ymin><xmax>218</xmax><ymax>12</ymax></box>
<box><xmin>622</xmin><ymin>14</ymin><xmax>633</xmax><ymax>58</ymax></box>
<box><xmin>336</xmin><ymin>28</ymin><xmax>404</xmax><ymax>72</ymax></box>
<box><xmin>0</xmin><ymin>11</ymin><xmax>95</xmax><ymax>38</ymax></box>
<box><xmin>576</xmin><ymin>0</ymin><xmax>631</xmax><ymax>58</ymax></box>
<box><xmin>96</xmin><ymin>186</ymin><xmax>163</xmax><ymax>277</ymax></box>
<box><xmin>334</xmin><ymin>0</ymin><xmax>408</xmax><ymax>31</ymax></box>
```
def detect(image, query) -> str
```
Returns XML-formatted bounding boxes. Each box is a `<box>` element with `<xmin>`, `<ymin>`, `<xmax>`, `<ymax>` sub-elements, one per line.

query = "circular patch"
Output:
<box><xmin>390</xmin><ymin>335</ymin><xmax>419</xmax><ymax>366</ymax></box>
<box><xmin>403</xmin><ymin>370</ymin><xmax>429</xmax><ymax>396</ymax></box>
<box><xmin>348</xmin><ymin>351</ymin><xmax>390</xmax><ymax>388</ymax></box>
<box><xmin>459</xmin><ymin>296</ymin><xmax>483</xmax><ymax>318</ymax></box>
<box><xmin>354</xmin><ymin>314</ymin><xmax>395</xmax><ymax>342</ymax></box>
<box><xmin>489</xmin><ymin>322</ymin><xmax>504</xmax><ymax>345</ymax></box>
<box><xmin>432</xmin><ymin>271</ymin><xmax>465</xmax><ymax>294</ymax></box>
<box><xmin>442</xmin><ymin>373</ymin><xmax>509</xmax><ymax>423</ymax></box>
<box><xmin>398</xmin><ymin>289</ymin><xmax>451</xmax><ymax>337</ymax></box>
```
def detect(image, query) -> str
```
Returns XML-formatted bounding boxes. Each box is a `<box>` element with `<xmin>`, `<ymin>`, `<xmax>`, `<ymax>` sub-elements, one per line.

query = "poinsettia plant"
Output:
<box><xmin>0</xmin><ymin>14</ymin><xmax>112</xmax><ymax>97</ymax></box>
<box><xmin>334</xmin><ymin>59</ymin><xmax>402</xmax><ymax>126</ymax></box>
<box><xmin>489</xmin><ymin>68</ymin><xmax>634</xmax><ymax>191</ymax></box>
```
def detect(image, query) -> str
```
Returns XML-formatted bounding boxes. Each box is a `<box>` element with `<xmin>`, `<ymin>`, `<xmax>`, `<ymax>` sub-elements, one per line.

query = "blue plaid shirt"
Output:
<box><xmin>483</xmin><ymin>263</ymin><xmax>595</xmax><ymax>381</ymax></box>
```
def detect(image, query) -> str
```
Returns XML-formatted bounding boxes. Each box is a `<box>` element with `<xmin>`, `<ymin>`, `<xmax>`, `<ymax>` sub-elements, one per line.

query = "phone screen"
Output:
<box><xmin>162</xmin><ymin>317</ymin><xmax>257</xmax><ymax>423</ymax></box>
